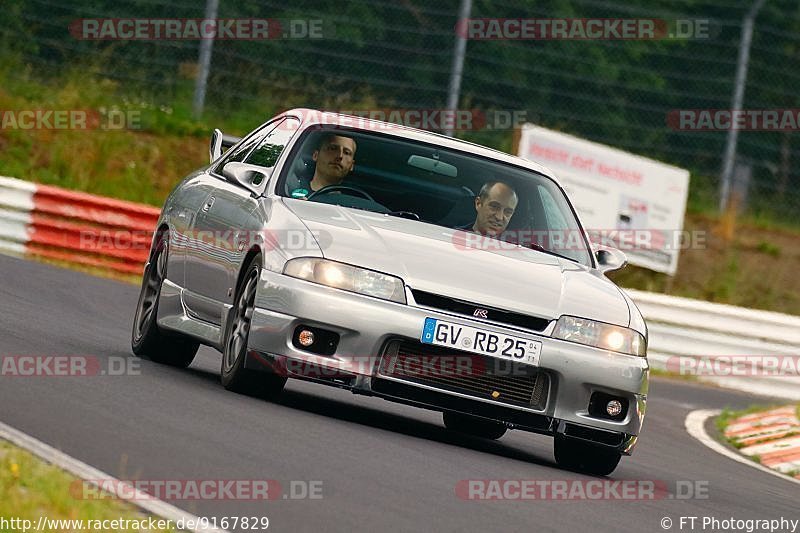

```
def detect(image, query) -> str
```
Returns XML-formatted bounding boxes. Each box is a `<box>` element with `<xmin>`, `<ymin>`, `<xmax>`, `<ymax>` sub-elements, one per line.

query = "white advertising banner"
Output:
<box><xmin>517</xmin><ymin>124</ymin><xmax>690</xmax><ymax>275</ymax></box>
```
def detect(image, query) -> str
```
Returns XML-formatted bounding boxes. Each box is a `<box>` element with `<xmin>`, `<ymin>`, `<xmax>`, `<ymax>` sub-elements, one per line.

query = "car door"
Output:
<box><xmin>183</xmin><ymin>117</ymin><xmax>300</xmax><ymax>326</ymax></box>
<box><xmin>181</xmin><ymin>122</ymin><xmax>277</xmax><ymax>323</ymax></box>
<box><xmin>163</xmin><ymin>174</ymin><xmax>213</xmax><ymax>289</ymax></box>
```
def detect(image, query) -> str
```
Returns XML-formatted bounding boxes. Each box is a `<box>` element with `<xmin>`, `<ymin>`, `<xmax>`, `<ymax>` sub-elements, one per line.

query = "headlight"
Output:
<box><xmin>283</xmin><ymin>258</ymin><xmax>406</xmax><ymax>304</ymax></box>
<box><xmin>552</xmin><ymin>315</ymin><xmax>646</xmax><ymax>357</ymax></box>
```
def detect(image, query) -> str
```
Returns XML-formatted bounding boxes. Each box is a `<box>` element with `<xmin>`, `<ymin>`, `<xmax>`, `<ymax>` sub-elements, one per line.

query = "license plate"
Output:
<box><xmin>420</xmin><ymin>317</ymin><xmax>541</xmax><ymax>366</ymax></box>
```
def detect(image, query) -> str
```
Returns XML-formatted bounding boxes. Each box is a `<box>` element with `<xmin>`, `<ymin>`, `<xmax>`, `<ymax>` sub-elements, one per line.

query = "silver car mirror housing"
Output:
<box><xmin>209</xmin><ymin>129</ymin><xmax>243</xmax><ymax>163</ymax></box>
<box><xmin>209</xmin><ymin>128</ymin><xmax>223</xmax><ymax>163</ymax></box>
<box><xmin>222</xmin><ymin>161</ymin><xmax>271</xmax><ymax>192</ymax></box>
<box><xmin>594</xmin><ymin>243</ymin><xmax>628</xmax><ymax>274</ymax></box>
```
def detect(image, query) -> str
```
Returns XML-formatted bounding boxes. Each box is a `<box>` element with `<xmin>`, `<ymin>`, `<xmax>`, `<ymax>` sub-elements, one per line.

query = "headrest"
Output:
<box><xmin>292</xmin><ymin>155</ymin><xmax>315</xmax><ymax>180</ymax></box>
<box><xmin>438</xmin><ymin>187</ymin><xmax>476</xmax><ymax>227</ymax></box>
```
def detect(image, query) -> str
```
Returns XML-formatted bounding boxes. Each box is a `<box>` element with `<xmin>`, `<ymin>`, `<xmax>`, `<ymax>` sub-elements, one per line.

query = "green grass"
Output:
<box><xmin>683</xmin><ymin>173</ymin><xmax>800</xmax><ymax>232</ymax></box>
<box><xmin>0</xmin><ymin>59</ymin><xmax>257</xmax><ymax>206</ymax></box>
<box><xmin>707</xmin><ymin>252</ymin><xmax>740</xmax><ymax>302</ymax></box>
<box><xmin>649</xmin><ymin>366</ymin><xmax>698</xmax><ymax>382</ymax></box>
<box><xmin>684</xmin><ymin>174</ymin><xmax>719</xmax><ymax>216</ymax></box>
<box><xmin>756</xmin><ymin>241</ymin><xmax>781</xmax><ymax>257</ymax></box>
<box><xmin>0</xmin><ymin>440</ymin><xmax>176</xmax><ymax>532</ymax></box>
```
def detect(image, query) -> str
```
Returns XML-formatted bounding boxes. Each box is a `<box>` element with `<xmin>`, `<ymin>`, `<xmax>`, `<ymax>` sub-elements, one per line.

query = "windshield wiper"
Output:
<box><xmin>530</xmin><ymin>246</ymin><xmax>581</xmax><ymax>264</ymax></box>
<box><xmin>503</xmin><ymin>238</ymin><xmax>582</xmax><ymax>264</ymax></box>
<box><xmin>386</xmin><ymin>211</ymin><xmax>421</xmax><ymax>221</ymax></box>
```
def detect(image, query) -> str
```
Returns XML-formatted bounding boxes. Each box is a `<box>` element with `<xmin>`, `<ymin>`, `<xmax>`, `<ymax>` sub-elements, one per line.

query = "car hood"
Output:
<box><xmin>284</xmin><ymin>200</ymin><xmax>630</xmax><ymax>327</ymax></box>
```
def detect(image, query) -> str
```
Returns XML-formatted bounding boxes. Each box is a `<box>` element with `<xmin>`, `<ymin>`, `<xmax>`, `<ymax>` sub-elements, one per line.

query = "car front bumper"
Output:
<box><xmin>246</xmin><ymin>269</ymin><xmax>648</xmax><ymax>454</ymax></box>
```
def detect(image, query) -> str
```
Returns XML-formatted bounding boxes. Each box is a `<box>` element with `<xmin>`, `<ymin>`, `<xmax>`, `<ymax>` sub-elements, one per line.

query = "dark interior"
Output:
<box><xmin>279</xmin><ymin>127</ymin><xmax>592</xmax><ymax>265</ymax></box>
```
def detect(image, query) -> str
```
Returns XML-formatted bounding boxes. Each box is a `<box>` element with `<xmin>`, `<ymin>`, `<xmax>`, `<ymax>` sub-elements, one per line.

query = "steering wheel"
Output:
<box><xmin>306</xmin><ymin>185</ymin><xmax>376</xmax><ymax>202</ymax></box>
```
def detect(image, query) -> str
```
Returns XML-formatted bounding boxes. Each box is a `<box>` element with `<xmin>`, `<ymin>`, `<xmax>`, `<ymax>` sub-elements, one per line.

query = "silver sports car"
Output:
<box><xmin>132</xmin><ymin>109</ymin><xmax>648</xmax><ymax>476</ymax></box>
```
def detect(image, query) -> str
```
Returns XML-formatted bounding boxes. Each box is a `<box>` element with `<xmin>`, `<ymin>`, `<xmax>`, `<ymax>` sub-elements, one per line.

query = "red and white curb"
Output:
<box><xmin>0</xmin><ymin>420</ymin><xmax>229</xmax><ymax>533</ymax></box>
<box><xmin>724</xmin><ymin>406</ymin><xmax>800</xmax><ymax>477</ymax></box>
<box><xmin>0</xmin><ymin>176</ymin><xmax>35</xmax><ymax>256</ymax></box>
<box><xmin>686</xmin><ymin>410</ymin><xmax>800</xmax><ymax>486</ymax></box>
<box><xmin>0</xmin><ymin>175</ymin><xmax>159</xmax><ymax>274</ymax></box>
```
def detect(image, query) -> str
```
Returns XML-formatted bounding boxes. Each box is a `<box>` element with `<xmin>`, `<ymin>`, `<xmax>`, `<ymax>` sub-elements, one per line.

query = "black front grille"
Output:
<box><xmin>411</xmin><ymin>289</ymin><xmax>550</xmax><ymax>332</ymax></box>
<box><xmin>378</xmin><ymin>339</ymin><xmax>548</xmax><ymax>410</ymax></box>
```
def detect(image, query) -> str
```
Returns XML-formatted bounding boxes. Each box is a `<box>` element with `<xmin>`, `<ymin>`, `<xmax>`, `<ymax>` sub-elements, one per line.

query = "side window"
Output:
<box><xmin>226</xmin><ymin>136</ymin><xmax>263</xmax><ymax>163</ymax></box>
<box><xmin>537</xmin><ymin>184</ymin><xmax>569</xmax><ymax>230</ymax></box>
<box><xmin>212</xmin><ymin>120</ymin><xmax>280</xmax><ymax>174</ymax></box>
<box><xmin>244</xmin><ymin>118</ymin><xmax>301</xmax><ymax>169</ymax></box>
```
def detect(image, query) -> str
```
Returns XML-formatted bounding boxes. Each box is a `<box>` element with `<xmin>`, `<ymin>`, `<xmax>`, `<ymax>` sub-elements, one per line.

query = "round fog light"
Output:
<box><xmin>298</xmin><ymin>330</ymin><xmax>315</xmax><ymax>347</ymax></box>
<box><xmin>606</xmin><ymin>400</ymin><xmax>623</xmax><ymax>417</ymax></box>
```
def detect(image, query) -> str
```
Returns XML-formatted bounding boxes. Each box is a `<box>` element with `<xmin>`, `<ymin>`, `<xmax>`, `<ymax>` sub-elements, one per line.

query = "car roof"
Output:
<box><xmin>279</xmin><ymin>108</ymin><xmax>564</xmax><ymax>187</ymax></box>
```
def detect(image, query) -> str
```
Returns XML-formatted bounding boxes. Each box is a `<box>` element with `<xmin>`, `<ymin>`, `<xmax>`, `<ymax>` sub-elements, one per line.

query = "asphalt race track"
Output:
<box><xmin>0</xmin><ymin>253</ymin><xmax>796</xmax><ymax>533</ymax></box>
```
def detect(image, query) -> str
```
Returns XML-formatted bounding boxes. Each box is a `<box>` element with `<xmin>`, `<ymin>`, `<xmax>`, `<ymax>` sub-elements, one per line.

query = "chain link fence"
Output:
<box><xmin>2</xmin><ymin>0</ymin><xmax>800</xmax><ymax>221</ymax></box>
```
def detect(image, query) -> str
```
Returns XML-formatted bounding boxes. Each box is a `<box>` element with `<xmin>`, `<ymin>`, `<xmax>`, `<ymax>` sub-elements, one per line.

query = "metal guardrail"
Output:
<box><xmin>627</xmin><ymin>289</ymin><xmax>800</xmax><ymax>400</ymax></box>
<box><xmin>0</xmin><ymin>176</ymin><xmax>159</xmax><ymax>275</ymax></box>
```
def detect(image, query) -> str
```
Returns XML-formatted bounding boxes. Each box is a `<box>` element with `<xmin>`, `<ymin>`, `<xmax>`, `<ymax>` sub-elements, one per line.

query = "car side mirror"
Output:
<box><xmin>594</xmin><ymin>243</ymin><xmax>628</xmax><ymax>274</ymax></box>
<box><xmin>209</xmin><ymin>129</ymin><xmax>243</xmax><ymax>163</ymax></box>
<box><xmin>222</xmin><ymin>162</ymin><xmax>271</xmax><ymax>193</ymax></box>
<box><xmin>209</xmin><ymin>129</ymin><xmax>223</xmax><ymax>163</ymax></box>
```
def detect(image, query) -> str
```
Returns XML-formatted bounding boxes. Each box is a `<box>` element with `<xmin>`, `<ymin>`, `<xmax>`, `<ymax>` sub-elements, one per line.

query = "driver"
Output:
<box><xmin>290</xmin><ymin>133</ymin><xmax>357</xmax><ymax>199</ymax></box>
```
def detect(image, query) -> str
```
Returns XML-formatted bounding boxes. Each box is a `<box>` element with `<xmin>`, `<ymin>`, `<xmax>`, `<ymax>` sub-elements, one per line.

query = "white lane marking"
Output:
<box><xmin>0</xmin><ymin>420</ymin><xmax>230</xmax><ymax>533</ymax></box>
<box><xmin>684</xmin><ymin>409</ymin><xmax>800</xmax><ymax>487</ymax></box>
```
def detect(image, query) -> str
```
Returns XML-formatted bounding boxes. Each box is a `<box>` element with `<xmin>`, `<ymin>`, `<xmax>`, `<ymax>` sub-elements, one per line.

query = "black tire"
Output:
<box><xmin>131</xmin><ymin>231</ymin><xmax>199</xmax><ymax>367</ymax></box>
<box><xmin>220</xmin><ymin>253</ymin><xmax>286</xmax><ymax>399</ymax></box>
<box><xmin>553</xmin><ymin>435</ymin><xmax>622</xmax><ymax>476</ymax></box>
<box><xmin>442</xmin><ymin>411</ymin><xmax>507</xmax><ymax>440</ymax></box>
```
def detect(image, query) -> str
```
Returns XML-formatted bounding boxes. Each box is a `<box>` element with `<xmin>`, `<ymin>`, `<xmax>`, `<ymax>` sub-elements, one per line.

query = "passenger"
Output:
<box><xmin>464</xmin><ymin>181</ymin><xmax>518</xmax><ymax>236</ymax></box>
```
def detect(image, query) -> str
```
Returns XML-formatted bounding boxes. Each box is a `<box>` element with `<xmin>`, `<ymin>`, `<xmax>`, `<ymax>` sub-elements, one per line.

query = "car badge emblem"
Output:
<box><xmin>473</xmin><ymin>308</ymin><xmax>488</xmax><ymax>319</ymax></box>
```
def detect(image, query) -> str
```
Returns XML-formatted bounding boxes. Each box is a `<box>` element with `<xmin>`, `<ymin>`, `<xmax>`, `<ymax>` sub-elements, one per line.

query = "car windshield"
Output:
<box><xmin>278</xmin><ymin>127</ymin><xmax>592</xmax><ymax>266</ymax></box>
